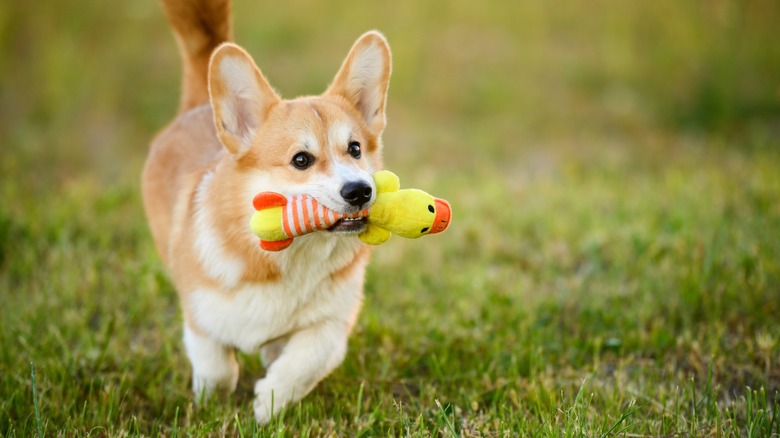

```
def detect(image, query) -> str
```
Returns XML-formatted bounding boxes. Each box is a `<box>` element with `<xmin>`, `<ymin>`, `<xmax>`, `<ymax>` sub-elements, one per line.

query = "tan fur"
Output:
<box><xmin>143</xmin><ymin>0</ymin><xmax>392</xmax><ymax>422</ymax></box>
<box><xmin>159</xmin><ymin>0</ymin><xmax>233</xmax><ymax>112</ymax></box>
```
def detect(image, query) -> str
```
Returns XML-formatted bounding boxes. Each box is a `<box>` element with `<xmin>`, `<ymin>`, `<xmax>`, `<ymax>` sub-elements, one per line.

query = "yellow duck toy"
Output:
<box><xmin>249</xmin><ymin>170</ymin><xmax>452</xmax><ymax>251</ymax></box>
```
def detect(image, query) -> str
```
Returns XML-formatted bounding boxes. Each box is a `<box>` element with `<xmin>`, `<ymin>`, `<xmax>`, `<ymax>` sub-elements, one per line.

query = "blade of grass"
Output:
<box><xmin>600</xmin><ymin>400</ymin><xmax>646</xmax><ymax>437</ymax></box>
<box><xmin>355</xmin><ymin>381</ymin><xmax>365</xmax><ymax>434</ymax></box>
<box><xmin>234</xmin><ymin>413</ymin><xmax>245</xmax><ymax>438</ymax></box>
<box><xmin>30</xmin><ymin>361</ymin><xmax>43</xmax><ymax>438</ymax></box>
<box><xmin>435</xmin><ymin>399</ymin><xmax>457</xmax><ymax>437</ymax></box>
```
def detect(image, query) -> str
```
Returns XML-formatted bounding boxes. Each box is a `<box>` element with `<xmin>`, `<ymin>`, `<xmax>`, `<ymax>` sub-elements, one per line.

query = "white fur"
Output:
<box><xmin>307</xmin><ymin>102</ymin><xmax>323</xmax><ymax>121</ymax></box>
<box><xmin>253</xmin><ymin>319</ymin><xmax>348</xmax><ymax>422</ymax></box>
<box><xmin>347</xmin><ymin>43</ymin><xmax>385</xmax><ymax>112</ymax></box>
<box><xmin>215</xmin><ymin>56</ymin><xmax>260</xmax><ymax>149</ymax></box>
<box><xmin>186</xmin><ymin>228</ymin><xmax>367</xmax><ymax>421</ymax></box>
<box><xmin>193</xmin><ymin>170</ymin><xmax>246</xmax><ymax>287</ymax></box>
<box><xmin>211</xmin><ymin>48</ymin><xmax>281</xmax><ymax>154</ymax></box>
<box><xmin>184</xmin><ymin>323</ymin><xmax>239</xmax><ymax>398</ymax></box>
<box><xmin>298</xmin><ymin>130</ymin><xmax>320</xmax><ymax>153</ymax></box>
<box><xmin>219</xmin><ymin>56</ymin><xmax>259</xmax><ymax>100</ymax></box>
<box><xmin>343</xmin><ymin>41</ymin><xmax>387</xmax><ymax>129</ymax></box>
<box><xmin>188</xmin><ymin>236</ymin><xmax>364</xmax><ymax>351</ymax></box>
<box><xmin>328</xmin><ymin>121</ymin><xmax>353</xmax><ymax>147</ymax></box>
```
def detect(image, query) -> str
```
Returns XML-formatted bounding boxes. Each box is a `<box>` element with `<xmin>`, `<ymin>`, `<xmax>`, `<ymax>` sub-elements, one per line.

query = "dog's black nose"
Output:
<box><xmin>341</xmin><ymin>181</ymin><xmax>372</xmax><ymax>207</ymax></box>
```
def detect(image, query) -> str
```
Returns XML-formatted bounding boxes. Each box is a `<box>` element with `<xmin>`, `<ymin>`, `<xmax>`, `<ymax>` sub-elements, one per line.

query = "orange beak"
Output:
<box><xmin>429</xmin><ymin>198</ymin><xmax>451</xmax><ymax>234</ymax></box>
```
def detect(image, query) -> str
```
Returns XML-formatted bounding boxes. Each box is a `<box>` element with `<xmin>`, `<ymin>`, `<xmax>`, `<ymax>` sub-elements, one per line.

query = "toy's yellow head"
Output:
<box><xmin>372</xmin><ymin>189</ymin><xmax>451</xmax><ymax>238</ymax></box>
<box><xmin>359</xmin><ymin>171</ymin><xmax>451</xmax><ymax>244</ymax></box>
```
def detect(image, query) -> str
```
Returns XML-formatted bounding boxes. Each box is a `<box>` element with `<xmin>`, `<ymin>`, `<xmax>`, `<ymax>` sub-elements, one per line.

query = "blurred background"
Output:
<box><xmin>1</xmin><ymin>0</ymin><xmax>779</xmax><ymax>433</ymax></box>
<box><xmin>2</xmin><ymin>0</ymin><xmax>778</xmax><ymax>187</ymax></box>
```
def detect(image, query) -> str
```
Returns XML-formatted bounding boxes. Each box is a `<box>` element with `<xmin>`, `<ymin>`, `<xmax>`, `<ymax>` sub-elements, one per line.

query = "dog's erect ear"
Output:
<box><xmin>209</xmin><ymin>43</ymin><xmax>280</xmax><ymax>155</ymax></box>
<box><xmin>326</xmin><ymin>31</ymin><xmax>392</xmax><ymax>137</ymax></box>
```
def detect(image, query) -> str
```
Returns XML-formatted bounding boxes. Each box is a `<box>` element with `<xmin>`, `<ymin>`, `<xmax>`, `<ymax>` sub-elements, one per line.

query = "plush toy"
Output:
<box><xmin>249</xmin><ymin>170</ymin><xmax>451</xmax><ymax>251</ymax></box>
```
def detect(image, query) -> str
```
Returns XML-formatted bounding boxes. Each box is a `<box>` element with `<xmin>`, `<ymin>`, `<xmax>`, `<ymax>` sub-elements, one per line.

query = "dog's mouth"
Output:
<box><xmin>327</xmin><ymin>217</ymin><xmax>367</xmax><ymax>234</ymax></box>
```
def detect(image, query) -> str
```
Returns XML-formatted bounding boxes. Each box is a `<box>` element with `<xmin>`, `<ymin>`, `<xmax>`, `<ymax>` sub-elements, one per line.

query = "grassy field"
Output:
<box><xmin>2</xmin><ymin>0</ymin><xmax>779</xmax><ymax>436</ymax></box>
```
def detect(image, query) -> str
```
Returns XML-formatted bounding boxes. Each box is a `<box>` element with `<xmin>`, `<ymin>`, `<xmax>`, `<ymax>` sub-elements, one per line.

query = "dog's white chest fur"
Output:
<box><xmin>189</xmin><ymin>234</ymin><xmax>366</xmax><ymax>352</ymax></box>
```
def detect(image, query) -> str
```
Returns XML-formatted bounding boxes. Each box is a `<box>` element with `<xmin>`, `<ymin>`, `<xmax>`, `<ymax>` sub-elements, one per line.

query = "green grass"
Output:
<box><xmin>2</xmin><ymin>0</ymin><xmax>779</xmax><ymax>436</ymax></box>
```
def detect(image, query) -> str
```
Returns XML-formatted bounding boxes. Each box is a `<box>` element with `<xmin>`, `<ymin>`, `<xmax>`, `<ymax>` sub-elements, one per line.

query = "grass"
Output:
<box><xmin>1</xmin><ymin>0</ymin><xmax>779</xmax><ymax>436</ymax></box>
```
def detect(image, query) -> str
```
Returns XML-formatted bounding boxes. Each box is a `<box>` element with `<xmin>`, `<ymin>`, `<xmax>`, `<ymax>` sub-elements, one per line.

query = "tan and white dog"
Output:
<box><xmin>142</xmin><ymin>0</ymin><xmax>391</xmax><ymax>422</ymax></box>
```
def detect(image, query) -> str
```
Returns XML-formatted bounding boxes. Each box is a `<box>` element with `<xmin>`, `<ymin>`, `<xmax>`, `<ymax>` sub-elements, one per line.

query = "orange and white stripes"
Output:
<box><xmin>281</xmin><ymin>195</ymin><xmax>369</xmax><ymax>238</ymax></box>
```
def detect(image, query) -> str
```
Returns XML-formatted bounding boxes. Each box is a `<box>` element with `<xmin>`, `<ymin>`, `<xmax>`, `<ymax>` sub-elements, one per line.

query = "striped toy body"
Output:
<box><xmin>282</xmin><ymin>194</ymin><xmax>368</xmax><ymax>237</ymax></box>
<box><xmin>250</xmin><ymin>192</ymin><xmax>369</xmax><ymax>251</ymax></box>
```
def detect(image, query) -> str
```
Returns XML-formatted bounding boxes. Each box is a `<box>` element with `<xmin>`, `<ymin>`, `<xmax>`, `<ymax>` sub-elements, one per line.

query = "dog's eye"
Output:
<box><xmin>291</xmin><ymin>152</ymin><xmax>314</xmax><ymax>170</ymax></box>
<box><xmin>347</xmin><ymin>141</ymin><xmax>362</xmax><ymax>159</ymax></box>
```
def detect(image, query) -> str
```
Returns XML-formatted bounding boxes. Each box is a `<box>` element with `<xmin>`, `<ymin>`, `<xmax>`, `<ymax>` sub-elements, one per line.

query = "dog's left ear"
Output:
<box><xmin>326</xmin><ymin>31</ymin><xmax>392</xmax><ymax>137</ymax></box>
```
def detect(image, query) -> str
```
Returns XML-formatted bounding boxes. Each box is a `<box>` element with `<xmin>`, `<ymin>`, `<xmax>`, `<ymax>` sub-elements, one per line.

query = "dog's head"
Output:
<box><xmin>208</xmin><ymin>32</ymin><xmax>391</xmax><ymax>235</ymax></box>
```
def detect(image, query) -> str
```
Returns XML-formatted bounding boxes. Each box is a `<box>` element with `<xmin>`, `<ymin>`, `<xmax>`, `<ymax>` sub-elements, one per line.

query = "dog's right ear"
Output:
<box><xmin>326</xmin><ymin>31</ymin><xmax>392</xmax><ymax>138</ymax></box>
<box><xmin>209</xmin><ymin>43</ymin><xmax>280</xmax><ymax>155</ymax></box>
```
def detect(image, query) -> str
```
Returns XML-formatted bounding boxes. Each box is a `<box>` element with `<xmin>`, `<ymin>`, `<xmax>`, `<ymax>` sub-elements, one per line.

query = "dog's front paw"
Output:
<box><xmin>253</xmin><ymin>395</ymin><xmax>273</xmax><ymax>424</ymax></box>
<box><xmin>192</xmin><ymin>360</ymin><xmax>239</xmax><ymax>403</ymax></box>
<box><xmin>184</xmin><ymin>324</ymin><xmax>240</xmax><ymax>402</ymax></box>
<box><xmin>253</xmin><ymin>378</ymin><xmax>289</xmax><ymax>424</ymax></box>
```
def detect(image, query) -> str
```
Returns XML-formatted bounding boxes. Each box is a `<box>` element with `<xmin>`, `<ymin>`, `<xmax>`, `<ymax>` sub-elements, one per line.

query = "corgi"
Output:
<box><xmin>142</xmin><ymin>0</ymin><xmax>391</xmax><ymax>423</ymax></box>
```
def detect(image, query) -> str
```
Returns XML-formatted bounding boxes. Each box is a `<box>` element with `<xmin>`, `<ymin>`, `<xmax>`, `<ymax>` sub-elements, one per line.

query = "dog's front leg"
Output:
<box><xmin>183</xmin><ymin>323</ymin><xmax>239</xmax><ymax>400</ymax></box>
<box><xmin>253</xmin><ymin>320</ymin><xmax>347</xmax><ymax>423</ymax></box>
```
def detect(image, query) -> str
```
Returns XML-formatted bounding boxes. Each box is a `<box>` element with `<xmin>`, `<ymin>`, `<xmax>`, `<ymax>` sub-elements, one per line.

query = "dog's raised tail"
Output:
<box><xmin>160</xmin><ymin>0</ymin><xmax>232</xmax><ymax>113</ymax></box>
